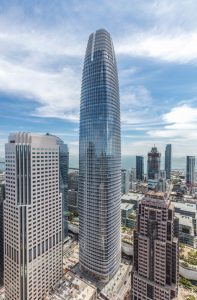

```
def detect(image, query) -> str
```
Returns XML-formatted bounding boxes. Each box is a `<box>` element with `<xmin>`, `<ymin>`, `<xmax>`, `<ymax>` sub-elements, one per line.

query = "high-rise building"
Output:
<box><xmin>4</xmin><ymin>133</ymin><xmax>62</xmax><ymax>299</ymax></box>
<box><xmin>147</xmin><ymin>146</ymin><xmax>161</xmax><ymax>179</ymax></box>
<box><xmin>68</xmin><ymin>171</ymin><xmax>79</xmax><ymax>213</ymax></box>
<box><xmin>0</xmin><ymin>181</ymin><xmax>5</xmax><ymax>286</ymax></box>
<box><xmin>68</xmin><ymin>171</ymin><xmax>79</xmax><ymax>191</ymax></box>
<box><xmin>186</xmin><ymin>156</ymin><xmax>195</xmax><ymax>186</ymax></box>
<box><xmin>79</xmin><ymin>29</ymin><xmax>121</xmax><ymax>282</ymax></box>
<box><xmin>121</xmin><ymin>169</ymin><xmax>130</xmax><ymax>194</ymax></box>
<box><xmin>136</xmin><ymin>156</ymin><xmax>144</xmax><ymax>181</ymax></box>
<box><xmin>165</xmin><ymin>144</ymin><xmax>172</xmax><ymax>180</ymax></box>
<box><xmin>132</xmin><ymin>191</ymin><xmax>179</xmax><ymax>300</ymax></box>
<box><xmin>46</xmin><ymin>134</ymin><xmax>69</xmax><ymax>237</ymax></box>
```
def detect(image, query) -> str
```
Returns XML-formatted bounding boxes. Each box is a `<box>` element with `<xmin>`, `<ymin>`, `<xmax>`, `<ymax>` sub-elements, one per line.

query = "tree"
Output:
<box><xmin>186</xmin><ymin>295</ymin><xmax>196</xmax><ymax>300</ymax></box>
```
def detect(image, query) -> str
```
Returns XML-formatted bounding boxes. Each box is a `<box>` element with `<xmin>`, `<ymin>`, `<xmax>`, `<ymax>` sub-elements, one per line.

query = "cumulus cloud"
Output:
<box><xmin>116</xmin><ymin>32</ymin><xmax>197</xmax><ymax>64</ymax></box>
<box><xmin>148</xmin><ymin>104</ymin><xmax>197</xmax><ymax>137</ymax></box>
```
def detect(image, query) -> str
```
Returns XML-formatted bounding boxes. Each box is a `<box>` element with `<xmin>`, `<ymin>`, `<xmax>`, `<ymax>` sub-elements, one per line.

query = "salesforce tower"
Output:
<box><xmin>79</xmin><ymin>29</ymin><xmax>121</xmax><ymax>282</ymax></box>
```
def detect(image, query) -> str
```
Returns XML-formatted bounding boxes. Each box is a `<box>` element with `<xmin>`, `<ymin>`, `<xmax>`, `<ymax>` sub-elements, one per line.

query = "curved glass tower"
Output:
<box><xmin>79</xmin><ymin>29</ymin><xmax>121</xmax><ymax>282</ymax></box>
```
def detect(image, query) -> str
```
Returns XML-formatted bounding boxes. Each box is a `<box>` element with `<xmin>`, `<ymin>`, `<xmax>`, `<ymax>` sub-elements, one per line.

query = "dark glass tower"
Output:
<box><xmin>136</xmin><ymin>156</ymin><xmax>144</xmax><ymax>181</ymax></box>
<box><xmin>79</xmin><ymin>29</ymin><xmax>121</xmax><ymax>282</ymax></box>
<box><xmin>46</xmin><ymin>133</ymin><xmax>69</xmax><ymax>237</ymax></box>
<box><xmin>165</xmin><ymin>144</ymin><xmax>172</xmax><ymax>180</ymax></box>
<box><xmin>186</xmin><ymin>156</ymin><xmax>195</xmax><ymax>186</ymax></box>
<box><xmin>147</xmin><ymin>146</ymin><xmax>161</xmax><ymax>179</ymax></box>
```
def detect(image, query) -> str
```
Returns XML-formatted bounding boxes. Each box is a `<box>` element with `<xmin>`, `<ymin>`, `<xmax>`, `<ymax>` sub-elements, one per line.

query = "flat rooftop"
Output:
<box><xmin>46</xmin><ymin>271</ymin><xmax>96</xmax><ymax>300</ymax></box>
<box><xmin>172</xmin><ymin>201</ymin><xmax>197</xmax><ymax>213</ymax></box>
<box><xmin>175</xmin><ymin>213</ymin><xmax>194</xmax><ymax>227</ymax></box>
<box><xmin>121</xmin><ymin>192</ymin><xmax>144</xmax><ymax>202</ymax></box>
<box><xmin>121</xmin><ymin>203</ymin><xmax>134</xmax><ymax>211</ymax></box>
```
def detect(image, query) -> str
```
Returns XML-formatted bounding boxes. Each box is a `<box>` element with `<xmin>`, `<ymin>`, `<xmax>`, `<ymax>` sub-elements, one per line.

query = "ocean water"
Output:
<box><xmin>0</xmin><ymin>155</ymin><xmax>188</xmax><ymax>172</ymax></box>
<box><xmin>69</xmin><ymin>155</ymin><xmax>187</xmax><ymax>171</ymax></box>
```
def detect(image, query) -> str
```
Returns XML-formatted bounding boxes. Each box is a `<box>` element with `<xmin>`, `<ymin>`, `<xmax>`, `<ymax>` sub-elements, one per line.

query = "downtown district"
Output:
<box><xmin>0</xmin><ymin>29</ymin><xmax>197</xmax><ymax>300</ymax></box>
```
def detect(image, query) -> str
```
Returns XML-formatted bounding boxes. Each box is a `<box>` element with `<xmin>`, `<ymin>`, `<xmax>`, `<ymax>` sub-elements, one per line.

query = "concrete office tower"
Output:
<box><xmin>0</xmin><ymin>182</ymin><xmax>5</xmax><ymax>286</ymax></box>
<box><xmin>4</xmin><ymin>133</ymin><xmax>62</xmax><ymax>300</ymax></box>
<box><xmin>186</xmin><ymin>156</ymin><xmax>195</xmax><ymax>186</ymax></box>
<box><xmin>132</xmin><ymin>191</ymin><xmax>179</xmax><ymax>300</ymax></box>
<box><xmin>147</xmin><ymin>146</ymin><xmax>161</xmax><ymax>179</ymax></box>
<box><xmin>79</xmin><ymin>29</ymin><xmax>121</xmax><ymax>282</ymax></box>
<box><xmin>165</xmin><ymin>144</ymin><xmax>172</xmax><ymax>180</ymax></box>
<box><xmin>46</xmin><ymin>133</ymin><xmax>69</xmax><ymax>237</ymax></box>
<box><xmin>136</xmin><ymin>156</ymin><xmax>144</xmax><ymax>181</ymax></box>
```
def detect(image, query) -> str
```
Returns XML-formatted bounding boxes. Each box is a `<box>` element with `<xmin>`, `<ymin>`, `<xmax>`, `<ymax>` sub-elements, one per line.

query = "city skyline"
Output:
<box><xmin>0</xmin><ymin>1</ymin><xmax>197</xmax><ymax>159</ymax></box>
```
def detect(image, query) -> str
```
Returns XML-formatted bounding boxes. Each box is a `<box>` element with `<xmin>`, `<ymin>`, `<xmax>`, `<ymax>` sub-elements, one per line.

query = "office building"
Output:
<box><xmin>0</xmin><ymin>181</ymin><xmax>5</xmax><ymax>286</ymax></box>
<box><xmin>132</xmin><ymin>191</ymin><xmax>179</xmax><ymax>300</ymax></box>
<box><xmin>147</xmin><ymin>146</ymin><xmax>161</xmax><ymax>179</ymax></box>
<box><xmin>165</xmin><ymin>144</ymin><xmax>172</xmax><ymax>180</ymax></box>
<box><xmin>186</xmin><ymin>156</ymin><xmax>195</xmax><ymax>186</ymax></box>
<box><xmin>136</xmin><ymin>156</ymin><xmax>144</xmax><ymax>181</ymax></box>
<box><xmin>172</xmin><ymin>201</ymin><xmax>197</xmax><ymax>247</ymax></box>
<box><xmin>68</xmin><ymin>190</ymin><xmax>78</xmax><ymax>213</ymax></box>
<box><xmin>121</xmin><ymin>169</ymin><xmax>130</xmax><ymax>194</ymax></box>
<box><xmin>79</xmin><ymin>29</ymin><xmax>121</xmax><ymax>282</ymax></box>
<box><xmin>68</xmin><ymin>171</ymin><xmax>79</xmax><ymax>191</ymax></box>
<box><xmin>4</xmin><ymin>133</ymin><xmax>62</xmax><ymax>299</ymax></box>
<box><xmin>46</xmin><ymin>133</ymin><xmax>69</xmax><ymax>237</ymax></box>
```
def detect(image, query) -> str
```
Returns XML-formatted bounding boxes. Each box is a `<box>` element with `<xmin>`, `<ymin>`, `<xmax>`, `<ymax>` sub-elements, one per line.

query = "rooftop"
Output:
<box><xmin>121</xmin><ymin>192</ymin><xmax>144</xmax><ymax>202</ymax></box>
<box><xmin>46</xmin><ymin>271</ymin><xmax>97</xmax><ymax>300</ymax></box>
<box><xmin>121</xmin><ymin>203</ymin><xmax>134</xmax><ymax>211</ymax></box>
<box><xmin>172</xmin><ymin>201</ymin><xmax>197</xmax><ymax>213</ymax></box>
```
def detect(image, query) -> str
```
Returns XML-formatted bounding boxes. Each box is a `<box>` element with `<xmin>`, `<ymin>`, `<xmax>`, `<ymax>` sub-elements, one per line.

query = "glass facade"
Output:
<box><xmin>136</xmin><ymin>156</ymin><xmax>144</xmax><ymax>181</ymax></box>
<box><xmin>165</xmin><ymin>144</ymin><xmax>171</xmax><ymax>180</ymax></box>
<box><xmin>46</xmin><ymin>133</ymin><xmax>69</xmax><ymax>237</ymax></box>
<box><xmin>186</xmin><ymin>155</ymin><xmax>195</xmax><ymax>185</ymax></box>
<box><xmin>79</xmin><ymin>29</ymin><xmax>121</xmax><ymax>281</ymax></box>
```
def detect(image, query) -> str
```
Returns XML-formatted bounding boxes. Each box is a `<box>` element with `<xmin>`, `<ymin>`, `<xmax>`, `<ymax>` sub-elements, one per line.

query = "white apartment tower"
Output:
<box><xmin>4</xmin><ymin>133</ymin><xmax>62</xmax><ymax>300</ymax></box>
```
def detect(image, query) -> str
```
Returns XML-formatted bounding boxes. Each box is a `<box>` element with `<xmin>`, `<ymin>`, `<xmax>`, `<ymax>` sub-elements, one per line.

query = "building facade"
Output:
<box><xmin>121</xmin><ymin>169</ymin><xmax>130</xmax><ymax>194</ymax></box>
<box><xmin>79</xmin><ymin>29</ymin><xmax>121</xmax><ymax>282</ymax></box>
<box><xmin>46</xmin><ymin>134</ymin><xmax>69</xmax><ymax>237</ymax></box>
<box><xmin>147</xmin><ymin>146</ymin><xmax>161</xmax><ymax>180</ymax></box>
<box><xmin>136</xmin><ymin>156</ymin><xmax>144</xmax><ymax>181</ymax></box>
<box><xmin>0</xmin><ymin>181</ymin><xmax>5</xmax><ymax>286</ymax></box>
<box><xmin>4</xmin><ymin>133</ymin><xmax>62</xmax><ymax>300</ymax></box>
<box><xmin>165</xmin><ymin>144</ymin><xmax>172</xmax><ymax>180</ymax></box>
<box><xmin>186</xmin><ymin>156</ymin><xmax>195</xmax><ymax>186</ymax></box>
<box><xmin>132</xmin><ymin>191</ymin><xmax>179</xmax><ymax>300</ymax></box>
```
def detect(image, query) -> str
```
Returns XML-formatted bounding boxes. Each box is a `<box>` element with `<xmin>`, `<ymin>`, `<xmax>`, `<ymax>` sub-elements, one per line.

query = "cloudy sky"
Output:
<box><xmin>0</xmin><ymin>0</ymin><xmax>197</xmax><ymax>166</ymax></box>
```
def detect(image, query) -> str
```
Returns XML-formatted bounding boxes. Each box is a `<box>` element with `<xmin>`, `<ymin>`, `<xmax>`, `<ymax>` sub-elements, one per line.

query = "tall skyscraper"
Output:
<box><xmin>0</xmin><ymin>181</ymin><xmax>5</xmax><ymax>286</ymax></box>
<box><xmin>136</xmin><ymin>156</ymin><xmax>144</xmax><ymax>181</ymax></box>
<box><xmin>186</xmin><ymin>156</ymin><xmax>195</xmax><ymax>186</ymax></box>
<box><xmin>4</xmin><ymin>133</ymin><xmax>62</xmax><ymax>299</ymax></box>
<box><xmin>132</xmin><ymin>191</ymin><xmax>179</xmax><ymax>300</ymax></box>
<box><xmin>147</xmin><ymin>146</ymin><xmax>161</xmax><ymax>179</ymax></box>
<box><xmin>165</xmin><ymin>144</ymin><xmax>172</xmax><ymax>180</ymax></box>
<box><xmin>121</xmin><ymin>169</ymin><xmax>130</xmax><ymax>194</ymax></box>
<box><xmin>79</xmin><ymin>29</ymin><xmax>121</xmax><ymax>282</ymax></box>
<box><xmin>46</xmin><ymin>133</ymin><xmax>69</xmax><ymax>237</ymax></box>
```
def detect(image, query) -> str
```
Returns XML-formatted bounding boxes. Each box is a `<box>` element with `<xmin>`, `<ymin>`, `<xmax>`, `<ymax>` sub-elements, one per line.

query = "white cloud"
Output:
<box><xmin>116</xmin><ymin>31</ymin><xmax>197</xmax><ymax>64</ymax></box>
<box><xmin>145</xmin><ymin>104</ymin><xmax>197</xmax><ymax>155</ymax></box>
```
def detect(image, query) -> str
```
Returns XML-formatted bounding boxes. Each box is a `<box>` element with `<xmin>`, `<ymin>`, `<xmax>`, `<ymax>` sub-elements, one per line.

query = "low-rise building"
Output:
<box><xmin>121</xmin><ymin>192</ymin><xmax>144</xmax><ymax>210</ymax></box>
<box><xmin>121</xmin><ymin>203</ymin><xmax>135</xmax><ymax>228</ymax></box>
<box><xmin>46</xmin><ymin>271</ymin><xmax>97</xmax><ymax>300</ymax></box>
<box><xmin>172</xmin><ymin>201</ymin><xmax>197</xmax><ymax>248</ymax></box>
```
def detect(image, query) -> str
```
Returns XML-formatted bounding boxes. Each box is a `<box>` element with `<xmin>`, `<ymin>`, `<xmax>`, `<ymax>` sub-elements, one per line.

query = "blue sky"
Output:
<box><xmin>0</xmin><ymin>0</ymin><xmax>197</xmax><ymax>164</ymax></box>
